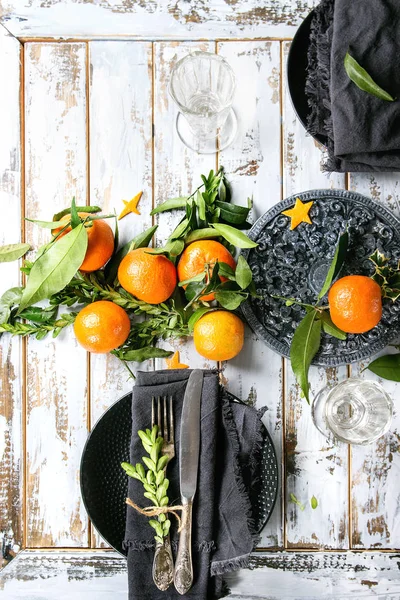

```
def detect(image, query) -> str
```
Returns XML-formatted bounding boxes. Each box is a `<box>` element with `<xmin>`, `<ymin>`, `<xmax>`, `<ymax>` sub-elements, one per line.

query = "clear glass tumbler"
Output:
<box><xmin>312</xmin><ymin>378</ymin><xmax>393</xmax><ymax>445</ymax></box>
<box><xmin>169</xmin><ymin>51</ymin><xmax>237</xmax><ymax>154</ymax></box>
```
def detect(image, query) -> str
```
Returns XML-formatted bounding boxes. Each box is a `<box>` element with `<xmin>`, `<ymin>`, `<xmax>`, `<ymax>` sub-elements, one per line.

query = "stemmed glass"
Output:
<box><xmin>169</xmin><ymin>51</ymin><xmax>237</xmax><ymax>154</ymax></box>
<box><xmin>312</xmin><ymin>378</ymin><xmax>393</xmax><ymax>445</ymax></box>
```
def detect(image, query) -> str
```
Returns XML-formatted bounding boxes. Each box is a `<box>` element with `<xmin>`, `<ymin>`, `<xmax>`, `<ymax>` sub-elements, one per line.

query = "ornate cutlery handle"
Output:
<box><xmin>174</xmin><ymin>498</ymin><xmax>193</xmax><ymax>595</ymax></box>
<box><xmin>152</xmin><ymin>535</ymin><xmax>174</xmax><ymax>591</ymax></box>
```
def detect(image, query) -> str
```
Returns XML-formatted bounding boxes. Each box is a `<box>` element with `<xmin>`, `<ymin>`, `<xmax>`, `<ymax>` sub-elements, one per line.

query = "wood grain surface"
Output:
<box><xmin>2</xmin><ymin>550</ymin><xmax>400</xmax><ymax>598</ymax></box>
<box><xmin>0</xmin><ymin>0</ymin><xmax>320</xmax><ymax>40</ymax></box>
<box><xmin>24</xmin><ymin>42</ymin><xmax>89</xmax><ymax>547</ymax></box>
<box><xmin>0</xmin><ymin>24</ymin><xmax>23</xmax><ymax>560</ymax></box>
<box><xmin>1</xmin><ymin>25</ymin><xmax>400</xmax><ymax>586</ymax></box>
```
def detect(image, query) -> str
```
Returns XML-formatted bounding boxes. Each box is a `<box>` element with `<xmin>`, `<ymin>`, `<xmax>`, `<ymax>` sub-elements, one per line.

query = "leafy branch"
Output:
<box><xmin>122</xmin><ymin>425</ymin><xmax>171</xmax><ymax>544</ymax></box>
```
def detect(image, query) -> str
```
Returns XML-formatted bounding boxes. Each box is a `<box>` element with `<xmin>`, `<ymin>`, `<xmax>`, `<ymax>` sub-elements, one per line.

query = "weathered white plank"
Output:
<box><xmin>348</xmin><ymin>173</ymin><xmax>400</xmax><ymax>549</ymax></box>
<box><xmin>89</xmin><ymin>40</ymin><xmax>153</xmax><ymax>547</ymax></box>
<box><xmin>2</xmin><ymin>550</ymin><xmax>400</xmax><ymax>599</ymax></box>
<box><xmin>217</xmin><ymin>40</ymin><xmax>283</xmax><ymax>548</ymax></box>
<box><xmin>1</xmin><ymin>0</ymin><xmax>319</xmax><ymax>40</ymax></box>
<box><xmin>24</xmin><ymin>42</ymin><xmax>89</xmax><ymax>547</ymax></box>
<box><xmin>0</xmin><ymin>24</ymin><xmax>23</xmax><ymax>560</ymax></box>
<box><xmin>153</xmin><ymin>41</ymin><xmax>216</xmax><ymax>370</ymax></box>
<box><xmin>282</xmin><ymin>42</ymin><xmax>349</xmax><ymax>548</ymax></box>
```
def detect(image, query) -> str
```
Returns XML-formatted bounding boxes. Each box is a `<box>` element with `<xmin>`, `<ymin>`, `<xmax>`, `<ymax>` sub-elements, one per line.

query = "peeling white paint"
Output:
<box><xmin>0</xmin><ymin>0</ymin><xmax>320</xmax><ymax>39</ymax></box>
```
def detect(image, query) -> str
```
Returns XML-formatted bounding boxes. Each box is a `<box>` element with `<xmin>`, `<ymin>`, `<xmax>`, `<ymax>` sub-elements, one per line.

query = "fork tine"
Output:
<box><xmin>157</xmin><ymin>396</ymin><xmax>162</xmax><ymax>436</ymax></box>
<box><xmin>169</xmin><ymin>396</ymin><xmax>174</xmax><ymax>444</ymax></box>
<box><xmin>163</xmin><ymin>396</ymin><xmax>168</xmax><ymax>440</ymax></box>
<box><xmin>151</xmin><ymin>396</ymin><xmax>155</xmax><ymax>429</ymax></box>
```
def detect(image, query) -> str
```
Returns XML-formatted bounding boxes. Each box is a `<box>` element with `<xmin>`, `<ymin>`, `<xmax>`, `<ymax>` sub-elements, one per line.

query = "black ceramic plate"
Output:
<box><xmin>80</xmin><ymin>392</ymin><xmax>279</xmax><ymax>556</ymax></box>
<box><xmin>241</xmin><ymin>189</ymin><xmax>400</xmax><ymax>367</ymax></box>
<box><xmin>287</xmin><ymin>8</ymin><xmax>327</xmax><ymax>146</ymax></box>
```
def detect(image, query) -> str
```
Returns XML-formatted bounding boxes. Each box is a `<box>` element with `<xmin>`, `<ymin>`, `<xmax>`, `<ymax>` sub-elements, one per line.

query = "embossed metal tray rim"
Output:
<box><xmin>241</xmin><ymin>189</ymin><xmax>400</xmax><ymax>367</ymax></box>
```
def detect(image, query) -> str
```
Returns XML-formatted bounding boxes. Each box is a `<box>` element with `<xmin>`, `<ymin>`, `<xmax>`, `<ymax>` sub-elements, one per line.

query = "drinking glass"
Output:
<box><xmin>312</xmin><ymin>378</ymin><xmax>393</xmax><ymax>445</ymax></box>
<box><xmin>169</xmin><ymin>51</ymin><xmax>237</xmax><ymax>154</ymax></box>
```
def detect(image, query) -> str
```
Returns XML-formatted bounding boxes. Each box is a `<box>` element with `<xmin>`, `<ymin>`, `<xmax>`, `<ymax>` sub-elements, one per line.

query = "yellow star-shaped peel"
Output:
<box><xmin>118</xmin><ymin>191</ymin><xmax>143</xmax><ymax>220</ymax></box>
<box><xmin>165</xmin><ymin>351</ymin><xmax>189</xmax><ymax>370</ymax></box>
<box><xmin>281</xmin><ymin>198</ymin><xmax>314</xmax><ymax>230</ymax></box>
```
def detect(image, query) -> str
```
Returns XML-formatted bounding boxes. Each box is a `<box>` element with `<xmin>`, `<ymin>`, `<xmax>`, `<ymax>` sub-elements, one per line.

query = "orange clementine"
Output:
<box><xmin>118</xmin><ymin>248</ymin><xmax>177</xmax><ymax>304</ymax></box>
<box><xmin>54</xmin><ymin>212</ymin><xmax>114</xmax><ymax>272</ymax></box>
<box><xmin>74</xmin><ymin>301</ymin><xmax>130</xmax><ymax>353</ymax></box>
<box><xmin>177</xmin><ymin>240</ymin><xmax>236</xmax><ymax>302</ymax></box>
<box><xmin>328</xmin><ymin>275</ymin><xmax>382</xmax><ymax>334</ymax></box>
<box><xmin>193</xmin><ymin>310</ymin><xmax>245</xmax><ymax>361</ymax></box>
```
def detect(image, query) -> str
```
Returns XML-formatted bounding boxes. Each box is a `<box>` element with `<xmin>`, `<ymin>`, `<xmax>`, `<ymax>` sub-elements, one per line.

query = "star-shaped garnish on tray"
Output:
<box><xmin>281</xmin><ymin>197</ymin><xmax>314</xmax><ymax>230</ymax></box>
<box><xmin>118</xmin><ymin>191</ymin><xmax>143</xmax><ymax>220</ymax></box>
<box><xmin>165</xmin><ymin>351</ymin><xmax>189</xmax><ymax>370</ymax></box>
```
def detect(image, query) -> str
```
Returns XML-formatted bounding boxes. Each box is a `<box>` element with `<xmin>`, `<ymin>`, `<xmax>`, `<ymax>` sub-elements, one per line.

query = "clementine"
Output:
<box><xmin>177</xmin><ymin>240</ymin><xmax>236</xmax><ymax>301</ymax></box>
<box><xmin>328</xmin><ymin>275</ymin><xmax>382</xmax><ymax>334</ymax></box>
<box><xmin>118</xmin><ymin>248</ymin><xmax>177</xmax><ymax>304</ymax></box>
<box><xmin>54</xmin><ymin>212</ymin><xmax>114</xmax><ymax>272</ymax></box>
<box><xmin>193</xmin><ymin>310</ymin><xmax>244</xmax><ymax>361</ymax></box>
<box><xmin>74</xmin><ymin>301</ymin><xmax>130</xmax><ymax>353</ymax></box>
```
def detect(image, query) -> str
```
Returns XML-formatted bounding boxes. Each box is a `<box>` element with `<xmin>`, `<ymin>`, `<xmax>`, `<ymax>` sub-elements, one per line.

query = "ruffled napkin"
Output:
<box><xmin>123</xmin><ymin>369</ymin><xmax>266</xmax><ymax>600</ymax></box>
<box><xmin>306</xmin><ymin>0</ymin><xmax>400</xmax><ymax>172</ymax></box>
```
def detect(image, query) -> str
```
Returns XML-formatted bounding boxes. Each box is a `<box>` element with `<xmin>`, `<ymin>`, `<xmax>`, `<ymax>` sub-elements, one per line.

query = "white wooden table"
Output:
<box><xmin>0</xmin><ymin>1</ymin><xmax>399</xmax><ymax>597</ymax></box>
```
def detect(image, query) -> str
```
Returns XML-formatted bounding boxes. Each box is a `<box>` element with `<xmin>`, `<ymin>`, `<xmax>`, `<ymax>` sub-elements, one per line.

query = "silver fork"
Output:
<box><xmin>151</xmin><ymin>395</ymin><xmax>175</xmax><ymax>591</ymax></box>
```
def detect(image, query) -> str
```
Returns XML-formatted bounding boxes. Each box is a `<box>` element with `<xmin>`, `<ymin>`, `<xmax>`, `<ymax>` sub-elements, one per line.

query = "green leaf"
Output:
<box><xmin>216</xmin><ymin>201</ymin><xmax>250</xmax><ymax>225</ymax></box>
<box><xmin>138</xmin><ymin>430</ymin><xmax>152</xmax><ymax>445</ymax></box>
<box><xmin>318</xmin><ymin>230</ymin><xmax>349</xmax><ymax>300</ymax></box>
<box><xmin>0</xmin><ymin>287</ymin><xmax>23</xmax><ymax>324</ymax></box>
<box><xmin>136</xmin><ymin>463</ymin><xmax>145</xmax><ymax>479</ymax></box>
<box><xmin>215</xmin><ymin>290</ymin><xmax>247</xmax><ymax>310</ymax></box>
<box><xmin>143</xmin><ymin>482</ymin><xmax>155</xmax><ymax>493</ymax></box>
<box><xmin>178</xmin><ymin>272</ymin><xmax>206</xmax><ymax>287</ymax></box>
<box><xmin>113</xmin><ymin>347</ymin><xmax>172</xmax><ymax>363</ymax></box>
<box><xmin>151</xmin><ymin>425</ymin><xmax>158</xmax><ymax>443</ymax></box>
<box><xmin>218</xmin><ymin>261</ymin><xmax>236</xmax><ymax>281</ymax></box>
<box><xmin>188</xmin><ymin>307</ymin><xmax>214</xmax><ymax>332</ymax></box>
<box><xmin>235</xmin><ymin>255</ymin><xmax>252</xmax><ymax>289</ymax></box>
<box><xmin>148</xmin><ymin>519</ymin><xmax>159</xmax><ymax>530</ymax></box>
<box><xmin>319</xmin><ymin>312</ymin><xmax>347</xmax><ymax>340</ymax></box>
<box><xmin>211</xmin><ymin>223</ymin><xmax>258</xmax><ymax>249</ymax></box>
<box><xmin>156</xmin><ymin>470</ymin><xmax>165</xmax><ymax>486</ymax></box>
<box><xmin>154</xmin><ymin>535</ymin><xmax>163</xmax><ymax>544</ymax></box>
<box><xmin>121</xmin><ymin>462</ymin><xmax>137</xmax><ymax>478</ymax></box>
<box><xmin>150</xmin><ymin>444</ymin><xmax>158</xmax><ymax>465</ymax></box>
<box><xmin>290</xmin><ymin>310</ymin><xmax>322</xmax><ymax>403</ymax></box>
<box><xmin>311</xmin><ymin>496</ymin><xmax>318</xmax><ymax>510</ymax></box>
<box><xmin>0</xmin><ymin>243</ymin><xmax>30</xmax><ymax>263</ymax></box>
<box><xmin>53</xmin><ymin>205</ymin><xmax>101</xmax><ymax>222</ymax></box>
<box><xmin>143</xmin><ymin>492</ymin><xmax>158</xmax><ymax>505</ymax></box>
<box><xmin>25</xmin><ymin>218</ymin><xmax>69</xmax><ymax>229</ymax></box>
<box><xmin>184</xmin><ymin>228</ymin><xmax>220</xmax><ymax>245</ymax></box>
<box><xmin>157</xmin><ymin>456</ymin><xmax>168</xmax><ymax>471</ymax></box>
<box><xmin>159</xmin><ymin>496</ymin><xmax>169</xmax><ymax>507</ymax></box>
<box><xmin>104</xmin><ymin>225</ymin><xmax>158</xmax><ymax>283</ymax></box>
<box><xmin>367</xmin><ymin>353</ymin><xmax>400</xmax><ymax>381</ymax></box>
<box><xmin>163</xmin><ymin>519</ymin><xmax>171</xmax><ymax>536</ymax></box>
<box><xmin>344</xmin><ymin>52</ymin><xmax>396</xmax><ymax>102</ymax></box>
<box><xmin>70</xmin><ymin>197</ymin><xmax>80</xmax><ymax>229</ymax></box>
<box><xmin>150</xmin><ymin>197</ymin><xmax>188</xmax><ymax>215</ymax></box>
<box><xmin>195</xmin><ymin>191</ymin><xmax>206</xmax><ymax>224</ymax></box>
<box><xmin>142</xmin><ymin>457</ymin><xmax>156</xmax><ymax>472</ymax></box>
<box><xmin>290</xmin><ymin>493</ymin><xmax>305</xmax><ymax>511</ymax></box>
<box><xmin>18</xmin><ymin>305</ymin><xmax>58</xmax><ymax>323</ymax></box>
<box><xmin>17</xmin><ymin>225</ymin><xmax>88</xmax><ymax>314</ymax></box>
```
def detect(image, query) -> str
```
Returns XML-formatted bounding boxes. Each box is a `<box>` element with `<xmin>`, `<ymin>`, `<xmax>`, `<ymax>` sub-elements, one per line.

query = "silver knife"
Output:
<box><xmin>174</xmin><ymin>369</ymin><xmax>204</xmax><ymax>595</ymax></box>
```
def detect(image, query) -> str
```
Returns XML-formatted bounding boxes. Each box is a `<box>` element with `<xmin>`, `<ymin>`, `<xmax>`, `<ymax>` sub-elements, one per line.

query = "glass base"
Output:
<box><xmin>175</xmin><ymin>108</ymin><xmax>238</xmax><ymax>154</ymax></box>
<box><xmin>312</xmin><ymin>379</ymin><xmax>393</xmax><ymax>446</ymax></box>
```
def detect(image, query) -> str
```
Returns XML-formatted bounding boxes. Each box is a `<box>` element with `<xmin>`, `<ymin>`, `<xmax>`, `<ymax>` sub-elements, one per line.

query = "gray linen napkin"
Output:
<box><xmin>123</xmin><ymin>369</ymin><xmax>265</xmax><ymax>600</ymax></box>
<box><xmin>306</xmin><ymin>0</ymin><xmax>400</xmax><ymax>172</ymax></box>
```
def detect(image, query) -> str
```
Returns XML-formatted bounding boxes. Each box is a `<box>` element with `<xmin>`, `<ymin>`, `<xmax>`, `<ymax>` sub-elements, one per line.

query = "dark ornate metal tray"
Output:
<box><xmin>241</xmin><ymin>189</ymin><xmax>400</xmax><ymax>367</ymax></box>
<box><xmin>80</xmin><ymin>391</ymin><xmax>278</xmax><ymax>556</ymax></box>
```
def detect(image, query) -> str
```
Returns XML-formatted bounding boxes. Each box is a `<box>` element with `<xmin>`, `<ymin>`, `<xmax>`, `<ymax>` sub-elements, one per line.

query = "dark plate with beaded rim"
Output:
<box><xmin>80</xmin><ymin>390</ymin><xmax>279</xmax><ymax>556</ymax></box>
<box><xmin>241</xmin><ymin>189</ymin><xmax>400</xmax><ymax>367</ymax></box>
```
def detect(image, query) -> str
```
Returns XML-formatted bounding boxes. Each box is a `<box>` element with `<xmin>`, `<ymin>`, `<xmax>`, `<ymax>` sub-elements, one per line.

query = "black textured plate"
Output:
<box><xmin>241</xmin><ymin>189</ymin><xmax>400</xmax><ymax>367</ymax></box>
<box><xmin>287</xmin><ymin>8</ymin><xmax>327</xmax><ymax>146</ymax></box>
<box><xmin>80</xmin><ymin>392</ymin><xmax>279</xmax><ymax>556</ymax></box>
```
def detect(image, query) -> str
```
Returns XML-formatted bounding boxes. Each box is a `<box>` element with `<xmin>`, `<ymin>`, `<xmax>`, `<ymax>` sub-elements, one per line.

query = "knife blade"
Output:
<box><xmin>174</xmin><ymin>369</ymin><xmax>203</xmax><ymax>595</ymax></box>
<box><xmin>179</xmin><ymin>369</ymin><xmax>203</xmax><ymax>499</ymax></box>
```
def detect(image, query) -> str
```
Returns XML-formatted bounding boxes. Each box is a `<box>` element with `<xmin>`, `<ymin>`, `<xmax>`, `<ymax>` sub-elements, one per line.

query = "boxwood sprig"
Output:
<box><xmin>121</xmin><ymin>425</ymin><xmax>171</xmax><ymax>544</ymax></box>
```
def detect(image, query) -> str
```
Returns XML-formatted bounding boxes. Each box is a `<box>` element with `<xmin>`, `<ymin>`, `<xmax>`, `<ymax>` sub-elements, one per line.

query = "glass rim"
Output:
<box><xmin>168</xmin><ymin>51</ymin><xmax>236</xmax><ymax>117</ymax></box>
